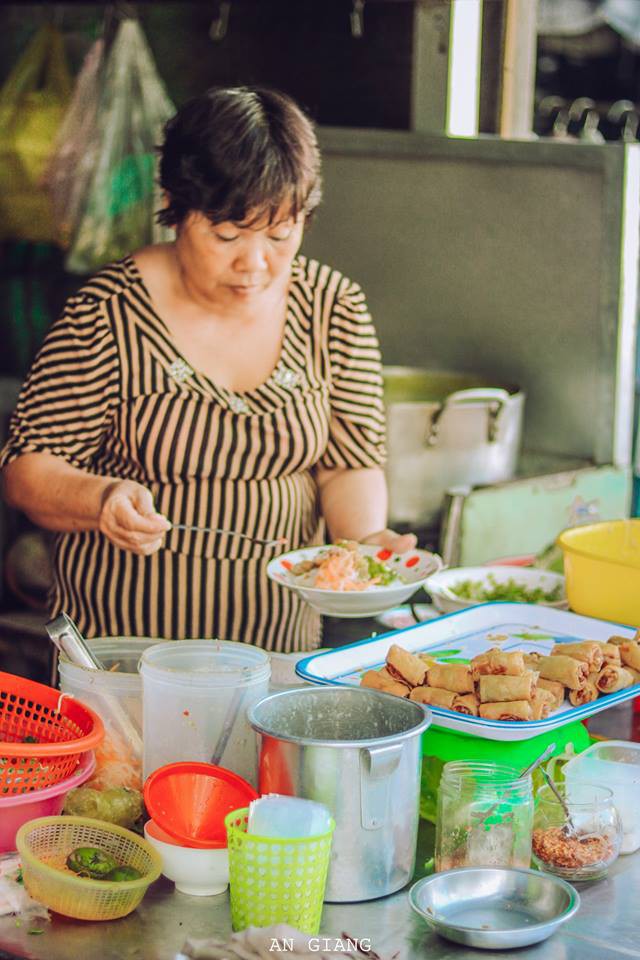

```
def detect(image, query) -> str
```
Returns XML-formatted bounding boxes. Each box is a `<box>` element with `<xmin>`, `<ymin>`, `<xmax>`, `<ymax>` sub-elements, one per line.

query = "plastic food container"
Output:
<box><xmin>564</xmin><ymin>740</ymin><xmax>640</xmax><ymax>854</ymax></box>
<box><xmin>58</xmin><ymin>637</ymin><xmax>161</xmax><ymax>792</ymax></box>
<box><xmin>557</xmin><ymin>519</ymin><xmax>640</xmax><ymax>627</ymax></box>
<box><xmin>16</xmin><ymin>815</ymin><xmax>162</xmax><ymax>921</ymax></box>
<box><xmin>532</xmin><ymin>783</ymin><xmax>622</xmax><ymax>881</ymax></box>
<box><xmin>144</xmin><ymin>818</ymin><xmax>229</xmax><ymax>896</ymax></box>
<box><xmin>140</xmin><ymin>641</ymin><xmax>270</xmax><ymax>787</ymax></box>
<box><xmin>0</xmin><ymin>752</ymin><xmax>95</xmax><ymax>853</ymax></box>
<box><xmin>435</xmin><ymin>762</ymin><xmax>533</xmax><ymax>872</ymax></box>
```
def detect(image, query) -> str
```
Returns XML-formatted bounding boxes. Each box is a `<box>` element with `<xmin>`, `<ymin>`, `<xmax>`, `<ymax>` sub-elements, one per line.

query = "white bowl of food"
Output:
<box><xmin>143</xmin><ymin>819</ymin><xmax>228</xmax><ymax>896</ymax></box>
<box><xmin>266</xmin><ymin>541</ymin><xmax>442</xmax><ymax>618</ymax></box>
<box><xmin>425</xmin><ymin>566</ymin><xmax>567</xmax><ymax>614</ymax></box>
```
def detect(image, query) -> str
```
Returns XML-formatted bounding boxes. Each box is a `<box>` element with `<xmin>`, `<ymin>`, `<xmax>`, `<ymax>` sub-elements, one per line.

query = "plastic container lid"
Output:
<box><xmin>139</xmin><ymin>641</ymin><xmax>270</xmax><ymax>688</ymax></box>
<box><xmin>143</xmin><ymin>762</ymin><xmax>259</xmax><ymax>848</ymax></box>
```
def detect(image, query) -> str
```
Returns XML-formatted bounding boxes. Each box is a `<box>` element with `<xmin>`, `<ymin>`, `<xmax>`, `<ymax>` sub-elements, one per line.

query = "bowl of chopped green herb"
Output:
<box><xmin>425</xmin><ymin>566</ymin><xmax>567</xmax><ymax>614</ymax></box>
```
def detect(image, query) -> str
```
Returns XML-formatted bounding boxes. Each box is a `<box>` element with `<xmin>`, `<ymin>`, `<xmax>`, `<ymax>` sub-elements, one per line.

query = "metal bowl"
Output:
<box><xmin>409</xmin><ymin>867</ymin><xmax>580</xmax><ymax>950</ymax></box>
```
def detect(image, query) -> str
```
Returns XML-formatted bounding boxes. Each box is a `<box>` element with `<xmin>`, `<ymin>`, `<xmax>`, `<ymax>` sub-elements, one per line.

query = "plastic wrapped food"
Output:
<box><xmin>63</xmin><ymin>786</ymin><xmax>143</xmax><ymax>829</ymax></box>
<box><xmin>91</xmin><ymin>730</ymin><xmax>142</xmax><ymax>792</ymax></box>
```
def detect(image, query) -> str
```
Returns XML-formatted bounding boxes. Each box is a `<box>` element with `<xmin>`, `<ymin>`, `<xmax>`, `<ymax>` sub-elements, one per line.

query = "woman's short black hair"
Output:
<box><xmin>157</xmin><ymin>86</ymin><xmax>322</xmax><ymax>228</ymax></box>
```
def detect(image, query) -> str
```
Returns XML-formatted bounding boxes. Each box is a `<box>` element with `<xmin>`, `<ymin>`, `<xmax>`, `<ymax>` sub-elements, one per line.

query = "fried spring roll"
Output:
<box><xmin>595</xmin><ymin>664</ymin><xmax>634</xmax><ymax>694</ymax></box>
<box><xmin>409</xmin><ymin>686</ymin><xmax>456</xmax><ymax>709</ymax></box>
<box><xmin>595</xmin><ymin>642</ymin><xmax>621</xmax><ymax>665</ymax></box>
<box><xmin>626</xmin><ymin>667</ymin><xmax>640</xmax><ymax>684</ymax></box>
<box><xmin>538</xmin><ymin>655</ymin><xmax>589</xmax><ymax>690</ymax></box>
<box><xmin>523</xmin><ymin>653</ymin><xmax>542</xmax><ymax>669</ymax></box>
<box><xmin>607</xmin><ymin>635</ymin><xmax>631</xmax><ymax>647</ymax></box>
<box><xmin>471</xmin><ymin>648</ymin><xmax>525</xmax><ymax>679</ymax></box>
<box><xmin>427</xmin><ymin>662</ymin><xmax>474</xmax><ymax>694</ymax></box>
<box><xmin>386</xmin><ymin>644</ymin><xmax>427</xmax><ymax>687</ymax></box>
<box><xmin>619</xmin><ymin>643</ymin><xmax>640</xmax><ymax>672</ymax></box>
<box><xmin>361</xmin><ymin>670</ymin><xmax>409</xmax><ymax>698</ymax></box>
<box><xmin>452</xmin><ymin>693</ymin><xmax>479</xmax><ymax>716</ymax></box>
<box><xmin>569</xmin><ymin>677</ymin><xmax>599</xmax><ymax>706</ymax></box>
<box><xmin>551</xmin><ymin>642</ymin><xmax>604</xmax><ymax>673</ymax></box>
<box><xmin>537</xmin><ymin>678</ymin><xmax>565</xmax><ymax>709</ymax></box>
<box><xmin>478</xmin><ymin>700</ymin><xmax>532</xmax><ymax>722</ymax></box>
<box><xmin>478</xmin><ymin>671</ymin><xmax>537</xmax><ymax>703</ymax></box>
<box><xmin>531</xmin><ymin>688</ymin><xmax>555</xmax><ymax>719</ymax></box>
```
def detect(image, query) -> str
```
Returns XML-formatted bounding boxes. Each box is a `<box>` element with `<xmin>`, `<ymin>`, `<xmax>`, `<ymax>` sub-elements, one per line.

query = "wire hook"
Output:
<box><xmin>350</xmin><ymin>0</ymin><xmax>365</xmax><ymax>39</ymax></box>
<box><xmin>210</xmin><ymin>1</ymin><xmax>231</xmax><ymax>41</ymax></box>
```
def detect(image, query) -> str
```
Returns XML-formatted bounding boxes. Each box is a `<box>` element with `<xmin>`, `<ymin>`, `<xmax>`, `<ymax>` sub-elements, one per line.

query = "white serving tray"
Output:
<box><xmin>296</xmin><ymin>603</ymin><xmax>638</xmax><ymax>741</ymax></box>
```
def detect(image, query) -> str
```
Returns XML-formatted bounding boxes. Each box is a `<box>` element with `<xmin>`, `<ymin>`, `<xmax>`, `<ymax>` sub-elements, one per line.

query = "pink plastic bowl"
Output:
<box><xmin>0</xmin><ymin>751</ymin><xmax>96</xmax><ymax>853</ymax></box>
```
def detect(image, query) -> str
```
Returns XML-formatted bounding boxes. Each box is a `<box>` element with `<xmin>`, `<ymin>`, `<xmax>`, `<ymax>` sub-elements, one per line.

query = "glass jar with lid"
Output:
<box><xmin>435</xmin><ymin>761</ymin><xmax>534</xmax><ymax>872</ymax></box>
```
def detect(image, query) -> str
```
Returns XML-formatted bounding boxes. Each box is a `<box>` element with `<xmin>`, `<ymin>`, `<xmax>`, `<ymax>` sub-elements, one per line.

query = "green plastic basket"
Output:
<box><xmin>225</xmin><ymin>808</ymin><xmax>335</xmax><ymax>935</ymax></box>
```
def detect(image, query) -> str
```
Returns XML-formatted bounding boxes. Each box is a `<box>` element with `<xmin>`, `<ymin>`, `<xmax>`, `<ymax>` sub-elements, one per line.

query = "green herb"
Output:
<box><xmin>450</xmin><ymin>574</ymin><xmax>562</xmax><ymax>604</ymax></box>
<box><xmin>28</xmin><ymin>929</ymin><xmax>44</xmax><ymax>936</ymax></box>
<box><xmin>15</xmin><ymin>868</ymin><xmax>23</xmax><ymax>884</ymax></box>
<box><xmin>365</xmin><ymin>556</ymin><xmax>397</xmax><ymax>586</ymax></box>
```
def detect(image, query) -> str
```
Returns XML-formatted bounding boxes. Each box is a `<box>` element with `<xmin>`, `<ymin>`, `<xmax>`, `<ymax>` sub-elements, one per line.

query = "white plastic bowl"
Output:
<box><xmin>143</xmin><ymin>819</ymin><xmax>229</xmax><ymax>896</ymax></box>
<box><xmin>267</xmin><ymin>545</ymin><xmax>442</xmax><ymax>618</ymax></box>
<box><xmin>425</xmin><ymin>566</ymin><xmax>567</xmax><ymax>614</ymax></box>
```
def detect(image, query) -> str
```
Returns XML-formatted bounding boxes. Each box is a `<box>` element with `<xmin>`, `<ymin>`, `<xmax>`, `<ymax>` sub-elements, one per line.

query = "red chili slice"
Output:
<box><xmin>405</xmin><ymin>556</ymin><xmax>420</xmax><ymax>567</ymax></box>
<box><xmin>377</xmin><ymin>549</ymin><xmax>392</xmax><ymax>561</ymax></box>
<box><xmin>281</xmin><ymin>560</ymin><xmax>293</xmax><ymax>571</ymax></box>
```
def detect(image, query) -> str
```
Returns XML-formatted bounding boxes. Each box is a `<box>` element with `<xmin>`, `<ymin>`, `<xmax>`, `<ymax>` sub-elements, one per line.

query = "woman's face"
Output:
<box><xmin>175</xmin><ymin>206</ymin><xmax>305</xmax><ymax>304</ymax></box>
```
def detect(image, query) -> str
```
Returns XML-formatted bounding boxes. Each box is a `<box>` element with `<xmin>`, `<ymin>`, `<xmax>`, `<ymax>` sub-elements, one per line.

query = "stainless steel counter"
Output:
<box><xmin>1</xmin><ymin>816</ymin><xmax>639</xmax><ymax>960</ymax></box>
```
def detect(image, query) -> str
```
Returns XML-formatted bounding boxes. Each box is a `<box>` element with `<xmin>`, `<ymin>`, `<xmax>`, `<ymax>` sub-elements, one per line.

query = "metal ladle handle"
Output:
<box><xmin>46</xmin><ymin>613</ymin><xmax>105</xmax><ymax>670</ymax></box>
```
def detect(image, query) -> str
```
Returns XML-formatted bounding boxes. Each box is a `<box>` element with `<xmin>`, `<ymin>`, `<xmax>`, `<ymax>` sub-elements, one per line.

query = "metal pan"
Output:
<box><xmin>409</xmin><ymin>866</ymin><xmax>580</xmax><ymax>950</ymax></box>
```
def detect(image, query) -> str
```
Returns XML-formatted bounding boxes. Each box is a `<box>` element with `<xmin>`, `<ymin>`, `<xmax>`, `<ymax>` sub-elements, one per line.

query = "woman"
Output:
<box><xmin>0</xmin><ymin>86</ymin><xmax>415</xmax><ymax>652</ymax></box>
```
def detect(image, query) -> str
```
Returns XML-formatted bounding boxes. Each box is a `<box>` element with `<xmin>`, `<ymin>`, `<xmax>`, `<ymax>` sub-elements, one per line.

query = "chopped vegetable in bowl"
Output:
<box><xmin>290</xmin><ymin>540</ymin><xmax>398</xmax><ymax>591</ymax></box>
<box><xmin>450</xmin><ymin>574</ymin><xmax>563</xmax><ymax>604</ymax></box>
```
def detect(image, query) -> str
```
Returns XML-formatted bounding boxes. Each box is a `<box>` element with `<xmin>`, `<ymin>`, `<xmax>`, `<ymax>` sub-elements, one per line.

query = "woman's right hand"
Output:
<box><xmin>98</xmin><ymin>480</ymin><xmax>171</xmax><ymax>555</ymax></box>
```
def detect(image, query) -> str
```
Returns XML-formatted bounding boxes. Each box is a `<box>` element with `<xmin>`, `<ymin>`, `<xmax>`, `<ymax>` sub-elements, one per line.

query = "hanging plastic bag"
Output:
<box><xmin>43</xmin><ymin>38</ymin><xmax>105</xmax><ymax>250</ymax></box>
<box><xmin>0</xmin><ymin>25</ymin><xmax>71</xmax><ymax>243</ymax></box>
<box><xmin>66</xmin><ymin>19</ymin><xmax>175</xmax><ymax>274</ymax></box>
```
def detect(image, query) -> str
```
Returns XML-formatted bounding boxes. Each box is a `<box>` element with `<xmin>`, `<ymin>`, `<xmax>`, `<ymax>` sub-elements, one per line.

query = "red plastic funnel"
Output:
<box><xmin>143</xmin><ymin>762</ymin><xmax>258</xmax><ymax>848</ymax></box>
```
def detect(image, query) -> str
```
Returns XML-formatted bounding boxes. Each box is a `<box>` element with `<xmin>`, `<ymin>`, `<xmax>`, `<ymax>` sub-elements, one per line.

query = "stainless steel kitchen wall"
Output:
<box><xmin>302</xmin><ymin>131</ymin><xmax>639</xmax><ymax>469</ymax></box>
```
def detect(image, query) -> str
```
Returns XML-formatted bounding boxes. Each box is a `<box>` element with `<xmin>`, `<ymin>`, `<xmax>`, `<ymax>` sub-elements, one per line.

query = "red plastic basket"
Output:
<box><xmin>0</xmin><ymin>672</ymin><xmax>104</xmax><ymax>795</ymax></box>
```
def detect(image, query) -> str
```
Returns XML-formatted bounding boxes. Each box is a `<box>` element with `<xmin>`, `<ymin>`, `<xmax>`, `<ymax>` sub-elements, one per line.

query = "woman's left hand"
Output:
<box><xmin>361</xmin><ymin>528</ymin><xmax>418</xmax><ymax>554</ymax></box>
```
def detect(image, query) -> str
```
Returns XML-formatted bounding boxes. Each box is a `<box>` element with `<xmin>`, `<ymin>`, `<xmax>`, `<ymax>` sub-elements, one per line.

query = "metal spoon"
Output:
<box><xmin>172</xmin><ymin>524</ymin><xmax>287</xmax><ymax>547</ymax></box>
<box><xmin>540</xmin><ymin>765</ymin><xmax>579</xmax><ymax>836</ymax></box>
<box><xmin>476</xmin><ymin>742</ymin><xmax>557</xmax><ymax>827</ymax></box>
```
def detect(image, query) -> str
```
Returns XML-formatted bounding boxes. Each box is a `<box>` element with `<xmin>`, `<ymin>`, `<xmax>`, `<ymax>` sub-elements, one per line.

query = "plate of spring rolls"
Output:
<box><xmin>295</xmin><ymin>603</ymin><xmax>640</xmax><ymax>740</ymax></box>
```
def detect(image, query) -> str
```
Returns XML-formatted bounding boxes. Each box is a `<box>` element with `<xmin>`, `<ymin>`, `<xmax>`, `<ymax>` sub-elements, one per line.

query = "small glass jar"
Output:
<box><xmin>435</xmin><ymin>762</ymin><xmax>533</xmax><ymax>872</ymax></box>
<box><xmin>532</xmin><ymin>783</ymin><xmax>622</xmax><ymax>881</ymax></box>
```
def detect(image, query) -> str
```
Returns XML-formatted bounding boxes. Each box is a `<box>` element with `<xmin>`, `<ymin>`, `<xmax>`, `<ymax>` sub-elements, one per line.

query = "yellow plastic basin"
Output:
<box><xmin>557</xmin><ymin>520</ymin><xmax>640</xmax><ymax>628</ymax></box>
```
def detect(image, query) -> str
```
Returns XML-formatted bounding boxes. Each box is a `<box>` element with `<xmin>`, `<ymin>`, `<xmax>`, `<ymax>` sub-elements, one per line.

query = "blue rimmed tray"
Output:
<box><xmin>296</xmin><ymin>603</ymin><xmax>638</xmax><ymax>741</ymax></box>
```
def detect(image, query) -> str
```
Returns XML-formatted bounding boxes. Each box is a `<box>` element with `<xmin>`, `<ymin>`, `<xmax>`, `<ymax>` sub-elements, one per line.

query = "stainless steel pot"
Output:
<box><xmin>247</xmin><ymin>686</ymin><xmax>431</xmax><ymax>903</ymax></box>
<box><xmin>383</xmin><ymin>367</ymin><xmax>525</xmax><ymax>526</ymax></box>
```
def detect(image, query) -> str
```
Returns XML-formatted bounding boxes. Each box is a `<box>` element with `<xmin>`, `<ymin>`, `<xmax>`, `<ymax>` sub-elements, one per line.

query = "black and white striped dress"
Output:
<box><xmin>0</xmin><ymin>255</ymin><xmax>386</xmax><ymax>651</ymax></box>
